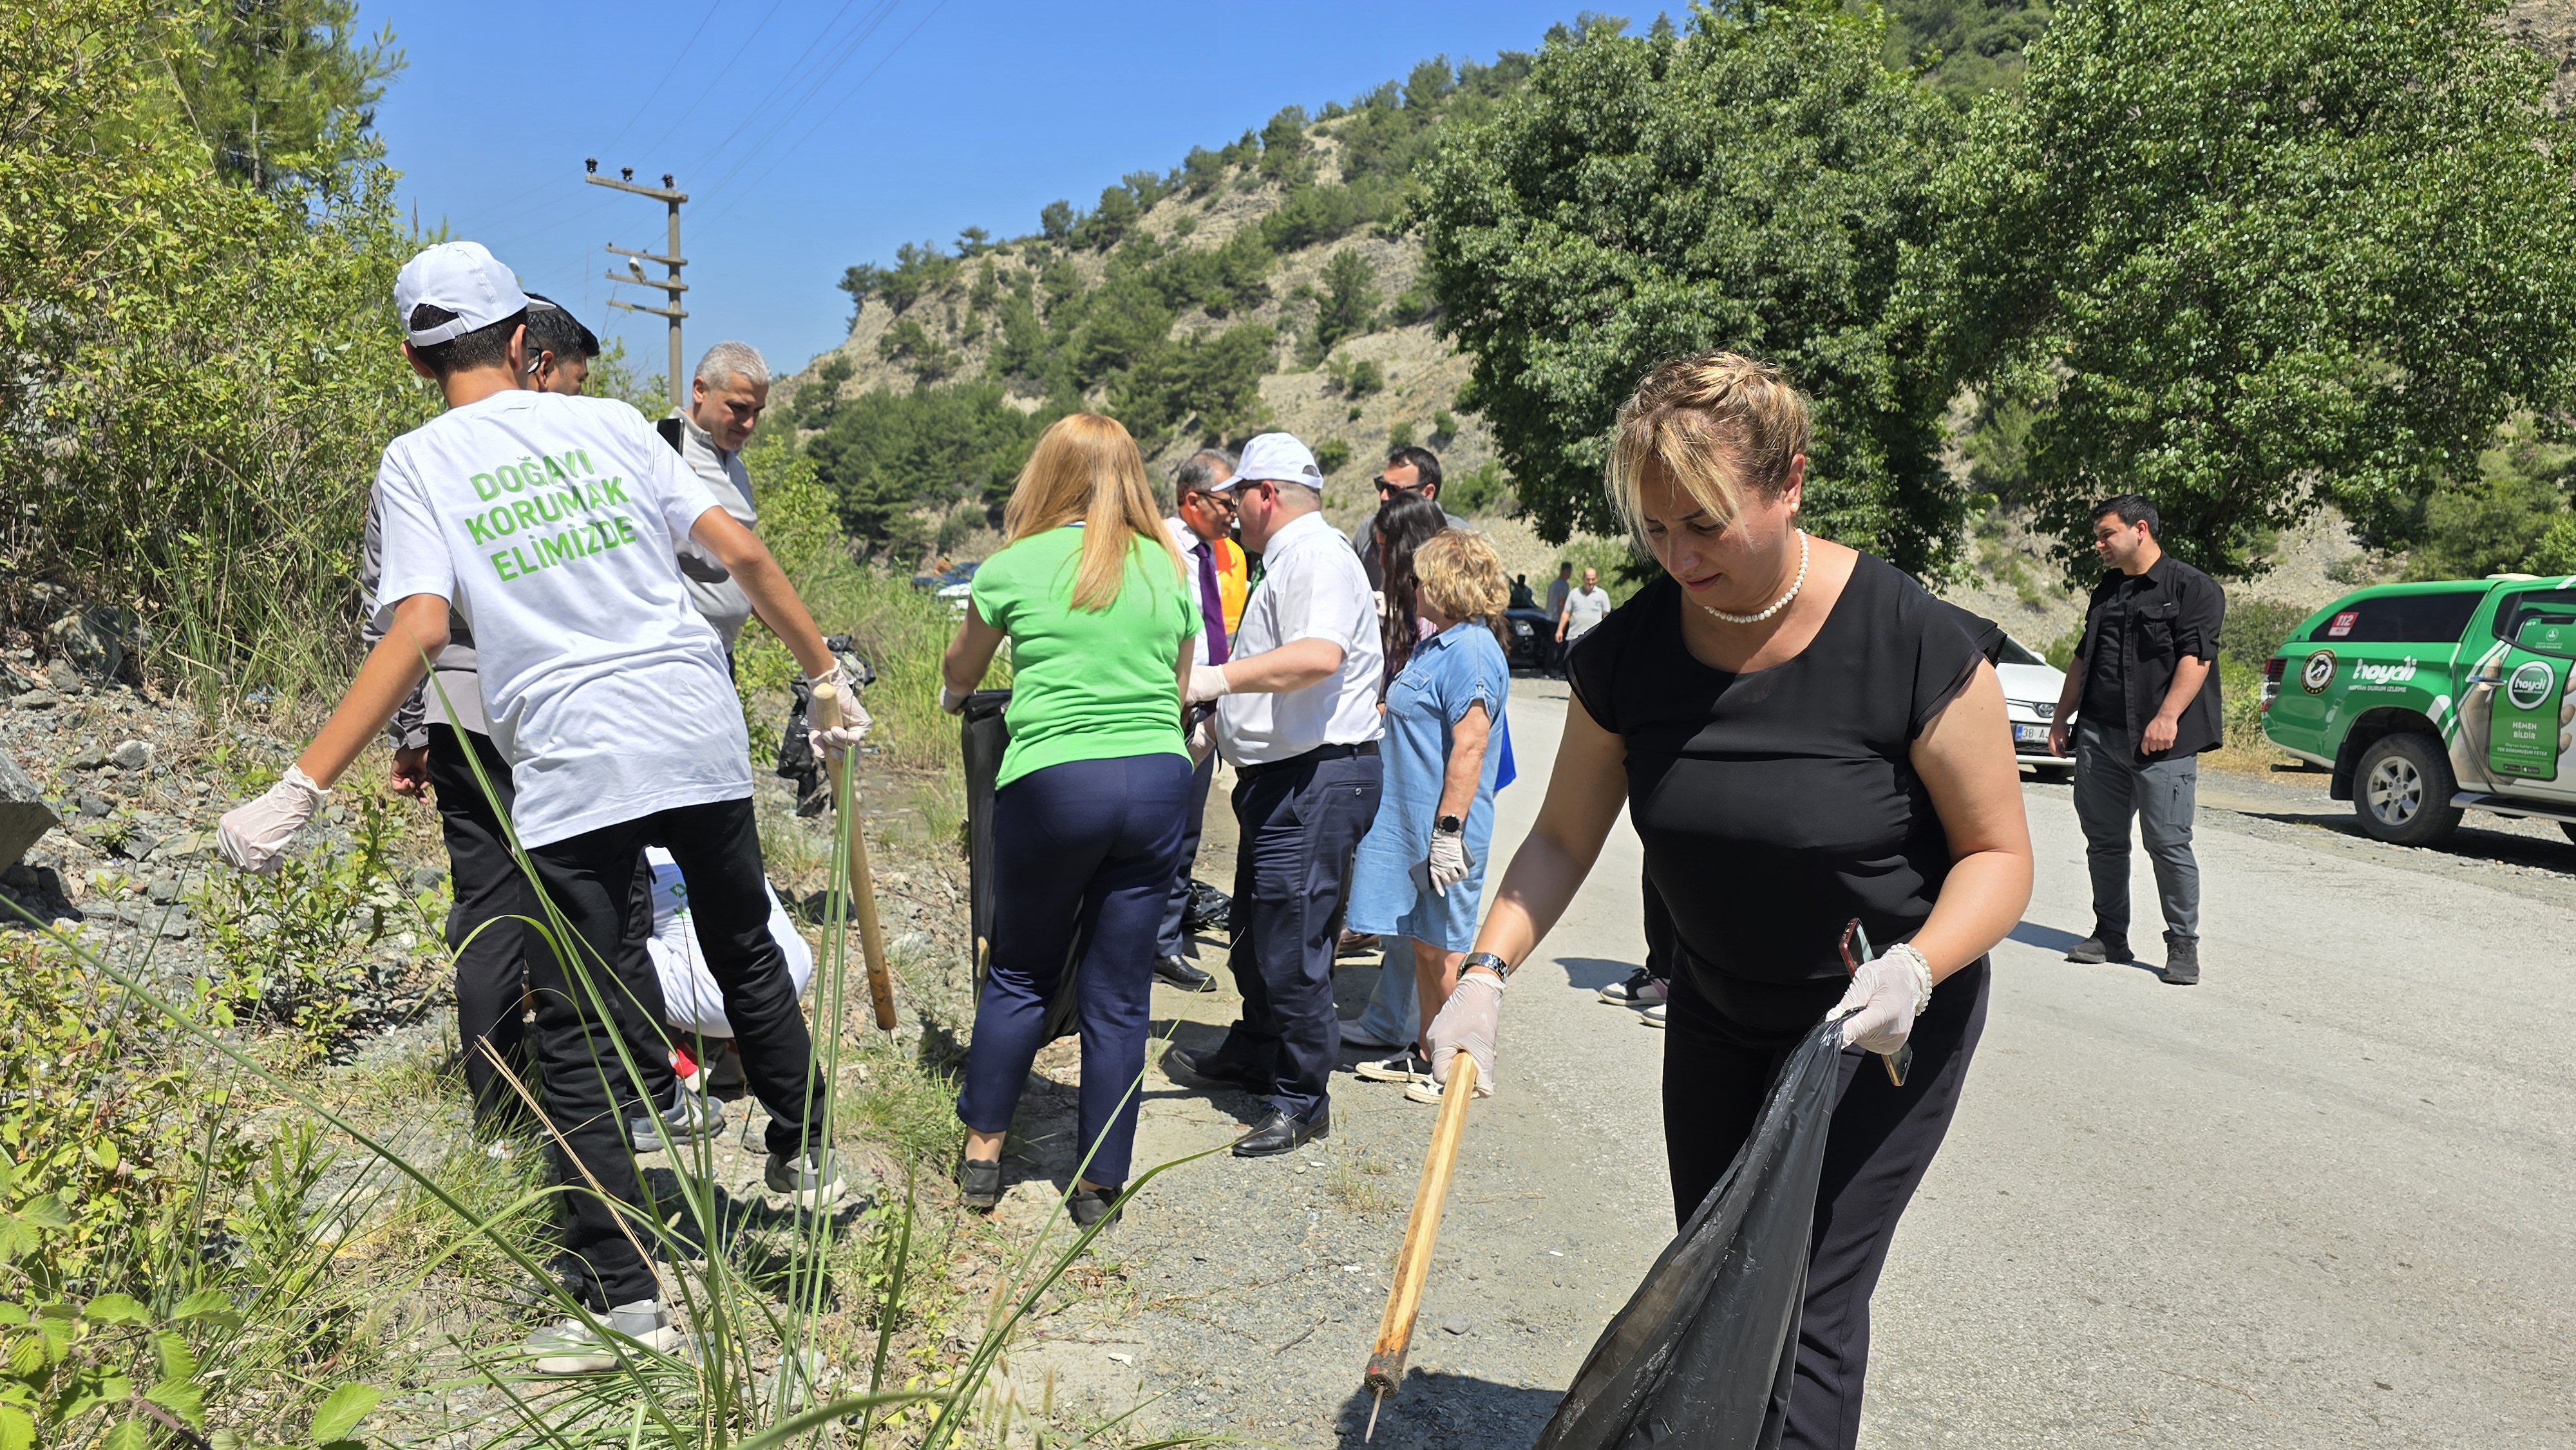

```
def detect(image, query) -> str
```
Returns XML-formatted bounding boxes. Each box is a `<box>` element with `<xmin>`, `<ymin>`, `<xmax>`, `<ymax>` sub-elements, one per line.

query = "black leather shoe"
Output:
<box><xmin>1067</xmin><ymin>1185</ymin><xmax>1122</xmax><ymax>1229</ymax></box>
<box><xmin>957</xmin><ymin>1152</ymin><xmax>1002</xmax><ymax>1210</ymax></box>
<box><xmin>1232</xmin><ymin>1107</ymin><xmax>1329</xmax><ymax>1158</ymax></box>
<box><xmin>1153</xmin><ymin>955</ymin><xmax>1217</xmax><ymax>992</ymax></box>
<box><xmin>1166</xmin><ymin>1046</ymin><xmax>1269</xmax><ymax>1093</ymax></box>
<box><xmin>2065</xmin><ymin>932</ymin><xmax>2134</xmax><ymax>965</ymax></box>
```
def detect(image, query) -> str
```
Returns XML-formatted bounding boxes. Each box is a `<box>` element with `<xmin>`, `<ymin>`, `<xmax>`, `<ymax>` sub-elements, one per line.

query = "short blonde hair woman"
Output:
<box><xmin>1426</xmin><ymin>352</ymin><xmax>2032</xmax><ymax>1446</ymax></box>
<box><xmin>940</xmin><ymin>413</ymin><xmax>1200</xmax><ymax>1229</ymax></box>
<box><xmin>1343</xmin><ymin>526</ymin><xmax>1517</xmax><ymax>1102</ymax></box>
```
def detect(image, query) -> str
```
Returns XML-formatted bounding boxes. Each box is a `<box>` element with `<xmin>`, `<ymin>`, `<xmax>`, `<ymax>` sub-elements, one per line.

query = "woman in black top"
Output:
<box><xmin>1428</xmin><ymin>352</ymin><xmax>2031</xmax><ymax>1450</ymax></box>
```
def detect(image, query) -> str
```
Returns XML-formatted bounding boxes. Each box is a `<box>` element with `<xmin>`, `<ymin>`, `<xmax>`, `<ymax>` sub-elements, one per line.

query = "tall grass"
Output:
<box><xmin>1</xmin><ymin>679</ymin><xmax>1193</xmax><ymax>1450</ymax></box>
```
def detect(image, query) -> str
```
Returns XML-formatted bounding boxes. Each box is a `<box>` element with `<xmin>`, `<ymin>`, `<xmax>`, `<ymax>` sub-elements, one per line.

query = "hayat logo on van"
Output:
<box><xmin>2351</xmin><ymin>657</ymin><xmax>2418</xmax><ymax>686</ymax></box>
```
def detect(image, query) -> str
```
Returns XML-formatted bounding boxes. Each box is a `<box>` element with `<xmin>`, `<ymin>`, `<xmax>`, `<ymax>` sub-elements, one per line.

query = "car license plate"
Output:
<box><xmin>2013</xmin><ymin>724</ymin><xmax>2048</xmax><ymax>744</ymax></box>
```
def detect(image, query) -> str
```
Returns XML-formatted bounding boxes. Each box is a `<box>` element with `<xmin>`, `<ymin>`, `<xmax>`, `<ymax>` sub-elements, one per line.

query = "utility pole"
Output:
<box><xmin>585</xmin><ymin>161</ymin><xmax>688</xmax><ymax>413</ymax></box>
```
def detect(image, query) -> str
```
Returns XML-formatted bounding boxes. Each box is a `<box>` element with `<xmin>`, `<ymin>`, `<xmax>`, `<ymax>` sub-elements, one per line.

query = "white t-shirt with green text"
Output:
<box><xmin>371</xmin><ymin>390</ymin><xmax>749</xmax><ymax>848</ymax></box>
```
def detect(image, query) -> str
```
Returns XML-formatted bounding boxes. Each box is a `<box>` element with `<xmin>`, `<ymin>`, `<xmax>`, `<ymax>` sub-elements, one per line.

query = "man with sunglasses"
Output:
<box><xmin>1349</xmin><ymin>446</ymin><xmax>1464</xmax><ymax>593</ymax></box>
<box><xmin>1168</xmin><ymin>433</ymin><xmax>1385</xmax><ymax>1158</ymax></box>
<box><xmin>1153</xmin><ymin>449</ymin><xmax>1250</xmax><ymax>992</ymax></box>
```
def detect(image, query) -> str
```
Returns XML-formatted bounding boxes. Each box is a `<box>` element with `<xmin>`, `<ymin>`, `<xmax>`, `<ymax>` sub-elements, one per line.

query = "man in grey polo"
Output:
<box><xmin>1167</xmin><ymin>433</ymin><xmax>1385</xmax><ymax>1158</ymax></box>
<box><xmin>671</xmin><ymin>340</ymin><xmax>772</xmax><ymax>648</ymax></box>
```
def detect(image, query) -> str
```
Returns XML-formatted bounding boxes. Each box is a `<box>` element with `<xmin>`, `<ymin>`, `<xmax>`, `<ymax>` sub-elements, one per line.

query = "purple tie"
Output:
<box><xmin>1195</xmin><ymin>541</ymin><xmax>1229</xmax><ymax>664</ymax></box>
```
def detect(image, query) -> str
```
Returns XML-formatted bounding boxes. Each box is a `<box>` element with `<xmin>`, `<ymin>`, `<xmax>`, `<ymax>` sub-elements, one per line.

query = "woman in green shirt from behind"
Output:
<box><xmin>938</xmin><ymin>413</ymin><xmax>1200</xmax><ymax>1229</ymax></box>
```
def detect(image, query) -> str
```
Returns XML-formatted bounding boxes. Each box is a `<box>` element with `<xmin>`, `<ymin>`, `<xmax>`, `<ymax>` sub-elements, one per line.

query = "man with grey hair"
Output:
<box><xmin>1153</xmin><ymin>448</ymin><xmax>1249</xmax><ymax>992</ymax></box>
<box><xmin>672</xmin><ymin>341</ymin><xmax>773</xmax><ymax>646</ymax></box>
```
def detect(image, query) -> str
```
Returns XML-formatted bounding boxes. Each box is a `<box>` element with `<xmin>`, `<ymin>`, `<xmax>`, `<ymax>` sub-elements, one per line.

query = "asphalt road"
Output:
<box><xmin>1008</xmin><ymin>677</ymin><xmax>2576</xmax><ymax>1447</ymax></box>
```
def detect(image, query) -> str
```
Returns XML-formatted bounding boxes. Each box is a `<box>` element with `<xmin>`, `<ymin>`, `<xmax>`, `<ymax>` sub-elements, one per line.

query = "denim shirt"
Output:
<box><xmin>1374</xmin><ymin>621</ymin><xmax>1512</xmax><ymax>862</ymax></box>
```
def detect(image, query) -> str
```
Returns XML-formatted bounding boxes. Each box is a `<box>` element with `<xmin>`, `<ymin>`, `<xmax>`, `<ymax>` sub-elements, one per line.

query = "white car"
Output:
<box><xmin>1996</xmin><ymin>635</ymin><xmax>2074</xmax><ymax>778</ymax></box>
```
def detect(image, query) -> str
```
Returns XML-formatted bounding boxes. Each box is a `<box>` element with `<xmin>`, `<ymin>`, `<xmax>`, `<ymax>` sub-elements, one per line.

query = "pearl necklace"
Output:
<box><xmin>1699</xmin><ymin>530</ymin><xmax>1810</xmax><ymax>625</ymax></box>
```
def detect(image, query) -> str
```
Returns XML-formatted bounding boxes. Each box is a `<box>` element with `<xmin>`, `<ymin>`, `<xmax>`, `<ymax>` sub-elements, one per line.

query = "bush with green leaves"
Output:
<box><xmin>1417</xmin><ymin>4</ymin><xmax>1966</xmax><ymax>575</ymax></box>
<box><xmin>3</xmin><ymin>1</ymin><xmax>437</xmax><ymax>711</ymax></box>
<box><xmin>1942</xmin><ymin>0</ymin><xmax>2576</xmax><ymax>578</ymax></box>
<box><xmin>1314</xmin><ymin>438</ymin><xmax>1356</xmax><ymax>475</ymax></box>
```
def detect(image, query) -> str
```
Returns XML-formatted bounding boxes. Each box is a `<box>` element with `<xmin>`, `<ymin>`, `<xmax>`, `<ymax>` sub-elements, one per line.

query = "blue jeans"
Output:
<box><xmin>1349</xmin><ymin>945</ymin><xmax>1421</xmax><ymax>1050</ymax></box>
<box><xmin>956</xmin><ymin>753</ymin><xmax>1189</xmax><ymax>1189</ymax></box>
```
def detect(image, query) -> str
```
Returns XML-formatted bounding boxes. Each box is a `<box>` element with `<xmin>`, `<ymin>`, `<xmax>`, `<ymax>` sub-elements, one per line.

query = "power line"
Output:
<box><xmin>634</xmin><ymin>0</ymin><xmax>791</xmax><ymax>164</ymax></box>
<box><xmin>695</xmin><ymin>0</ymin><xmax>951</xmax><ymax>224</ymax></box>
<box><xmin>674</xmin><ymin>0</ymin><xmax>899</xmax><ymax>183</ymax></box>
<box><xmin>591</xmin><ymin>0</ymin><xmax>725</xmax><ymax>160</ymax></box>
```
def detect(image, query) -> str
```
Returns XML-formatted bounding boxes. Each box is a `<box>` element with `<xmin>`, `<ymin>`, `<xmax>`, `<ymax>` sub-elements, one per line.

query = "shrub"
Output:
<box><xmin>1445</xmin><ymin>460</ymin><xmax>1512</xmax><ymax>515</ymax></box>
<box><xmin>1315</xmin><ymin>438</ymin><xmax>1355</xmax><ymax>475</ymax></box>
<box><xmin>1388</xmin><ymin>420</ymin><xmax>1416</xmax><ymax>449</ymax></box>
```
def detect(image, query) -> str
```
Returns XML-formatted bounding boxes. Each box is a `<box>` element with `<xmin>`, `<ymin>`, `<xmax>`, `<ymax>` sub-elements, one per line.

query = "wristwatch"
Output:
<box><xmin>1435</xmin><ymin>813</ymin><xmax>1464</xmax><ymax>833</ymax></box>
<box><xmin>1463</xmin><ymin>950</ymin><xmax>1513</xmax><ymax>983</ymax></box>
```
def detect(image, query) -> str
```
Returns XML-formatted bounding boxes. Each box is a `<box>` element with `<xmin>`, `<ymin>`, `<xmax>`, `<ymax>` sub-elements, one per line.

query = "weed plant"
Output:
<box><xmin>1</xmin><ymin>678</ymin><xmax>1209</xmax><ymax>1450</ymax></box>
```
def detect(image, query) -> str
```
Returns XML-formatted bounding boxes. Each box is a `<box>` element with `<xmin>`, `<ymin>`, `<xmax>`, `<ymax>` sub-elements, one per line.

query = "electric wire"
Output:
<box><xmin>694</xmin><ymin>0</ymin><xmax>951</xmax><ymax>225</ymax></box>
<box><xmin>632</xmin><ymin>0</ymin><xmax>791</xmax><ymax>164</ymax></box>
<box><xmin>591</xmin><ymin>0</ymin><xmax>726</xmax><ymax>160</ymax></box>
<box><xmin>684</xmin><ymin>0</ymin><xmax>910</xmax><ymax>204</ymax></box>
<box><xmin>669</xmin><ymin>0</ymin><xmax>895</xmax><ymax>181</ymax></box>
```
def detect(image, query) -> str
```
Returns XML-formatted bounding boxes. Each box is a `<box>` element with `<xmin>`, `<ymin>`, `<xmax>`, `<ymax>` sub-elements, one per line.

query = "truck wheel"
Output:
<box><xmin>2353</xmin><ymin>733</ymin><xmax>2463</xmax><ymax>847</ymax></box>
<box><xmin>2560</xmin><ymin>821</ymin><xmax>2576</xmax><ymax>849</ymax></box>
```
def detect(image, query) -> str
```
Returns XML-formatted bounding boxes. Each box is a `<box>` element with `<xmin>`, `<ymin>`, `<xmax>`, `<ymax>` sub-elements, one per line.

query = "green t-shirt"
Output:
<box><xmin>969</xmin><ymin>525</ymin><xmax>1200</xmax><ymax>787</ymax></box>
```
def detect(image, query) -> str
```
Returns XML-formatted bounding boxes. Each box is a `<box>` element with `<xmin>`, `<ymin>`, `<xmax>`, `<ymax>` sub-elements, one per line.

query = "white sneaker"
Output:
<box><xmin>1404</xmin><ymin>1074</ymin><xmax>1493</xmax><ymax>1106</ymax></box>
<box><xmin>1354</xmin><ymin>1050</ymin><xmax>1431</xmax><ymax>1084</ymax></box>
<box><xmin>521</xmin><ymin>1299</ymin><xmax>685</xmax><ymax>1375</ymax></box>
<box><xmin>1640</xmin><ymin>1001</ymin><xmax>1667</xmax><ymax>1029</ymax></box>
<box><xmin>1599</xmin><ymin>968</ymin><xmax>1669</xmax><ymax>1006</ymax></box>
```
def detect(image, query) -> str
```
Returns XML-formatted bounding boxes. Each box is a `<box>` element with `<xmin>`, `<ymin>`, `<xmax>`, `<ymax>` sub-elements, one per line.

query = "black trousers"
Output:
<box><xmin>1214</xmin><ymin>748</ymin><xmax>1382</xmax><ymax>1122</ymax></box>
<box><xmin>1153</xmin><ymin>748</ymin><xmax>1217</xmax><ymax>959</ymax></box>
<box><xmin>426</xmin><ymin>726</ymin><xmax>531</xmax><ymax>1126</ymax></box>
<box><xmin>519</xmin><ymin>794</ymin><xmax>824</xmax><ymax>1308</ymax></box>
<box><xmin>1662</xmin><ymin>955</ymin><xmax>1990</xmax><ymax>1450</ymax></box>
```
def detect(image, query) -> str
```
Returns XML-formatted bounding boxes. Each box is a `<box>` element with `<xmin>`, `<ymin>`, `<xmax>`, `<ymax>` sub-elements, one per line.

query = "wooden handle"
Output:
<box><xmin>1363</xmin><ymin>1053</ymin><xmax>1477</xmax><ymax>1395</ymax></box>
<box><xmin>812</xmin><ymin>684</ymin><xmax>898</xmax><ymax>1031</ymax></box>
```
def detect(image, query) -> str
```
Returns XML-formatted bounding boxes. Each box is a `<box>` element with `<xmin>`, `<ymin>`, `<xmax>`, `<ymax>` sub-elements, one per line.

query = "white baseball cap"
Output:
<box><xmin>395</xmin><ymin>241</ymin><xmax>531</xmax><ymax>346</ymax></box>
<box><xmin>1217</xmin><ymin>432</ymin><xmax>1326</xmax><ymax>491</ymax></box>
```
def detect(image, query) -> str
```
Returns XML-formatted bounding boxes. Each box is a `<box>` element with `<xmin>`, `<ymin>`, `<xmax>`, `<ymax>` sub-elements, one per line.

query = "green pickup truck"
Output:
<box><xmin>2262</xmin><ymin>576</ymin><xmax>2576</xmax><ymax>847</ymax></box>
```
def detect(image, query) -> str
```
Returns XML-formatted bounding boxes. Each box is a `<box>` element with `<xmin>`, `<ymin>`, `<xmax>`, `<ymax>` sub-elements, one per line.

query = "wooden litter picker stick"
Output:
<box><xmin>1363</xmin><ymin>1053</ymin><xmax>1479</xmax><ymax>1440</ymax></box>
<box><xmin>810</xmin><ymin>683</ymin><xmax>898</xmax><ymax>1032</ymax></box>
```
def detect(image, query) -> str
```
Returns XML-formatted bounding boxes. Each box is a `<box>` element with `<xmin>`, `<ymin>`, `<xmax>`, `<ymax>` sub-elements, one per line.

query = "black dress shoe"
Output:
<box><xmin>1067</xmin><ymin>1185</ymin><xmax>1122</xmax><ymax>1230</ymax></box>
<box><xmin>957</xmin><ymin>1152</ymin><xmax>1002</xmax><ymax>1210</ymax></box>
<box><xmin>1165</xmin><ymin>1046</ymin><xmax>1269</xmax><ymax>1093</ymax></box>
<box><xmin>1232</xmin><ymin>1107</ymin><xmax>1329</xmax><ymax>1158</ymax></box>
<box><xmin>1153</xmin><ymin>955</ymin><xmax>1217</xmax><ymax>992</ymax></box>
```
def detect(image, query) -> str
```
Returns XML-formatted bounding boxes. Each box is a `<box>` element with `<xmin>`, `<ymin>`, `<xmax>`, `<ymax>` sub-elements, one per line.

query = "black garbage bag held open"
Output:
<box><xmin>1533</xmin><ymin>1015</ymin><xmax>1848</xmax><ymax>1450</ymax></box>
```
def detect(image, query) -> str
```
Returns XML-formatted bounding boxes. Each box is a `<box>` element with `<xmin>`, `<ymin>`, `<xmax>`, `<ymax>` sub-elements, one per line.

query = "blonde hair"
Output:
<box><xmin>1001</xmin><ymin>413</ymin><xmax>1183</xmax><ymax>610</ymax></box>
<box><xmin>1415</xmin><ymin>529</ymin><xmax>1509</xmax><ymax>636</ymax></box>
<box><xmin>1606</xmin><ymin>351</ymin><xmax>1811</xmax><ymax>537</ymax></box>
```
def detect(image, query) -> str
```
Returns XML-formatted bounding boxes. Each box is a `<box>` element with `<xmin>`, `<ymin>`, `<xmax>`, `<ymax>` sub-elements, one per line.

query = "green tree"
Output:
<box><xmin>1942</xmin><ymin>0</ymin><xmax>2576</xmax><ymax>578</ymax></box>
<box><xmin>170</xmin><ymin>0</ymin><xmax>406</xmax><ymax>192</ymax></box>
<box><xmin>1416</xmin><ymin>4</ymin><xmax>1965</xmax><ymax>571</ymax></box>
<box><xmin>803</xmin><ymin>382</ymin><xmax>1058</xmax><ymax>548</ymax></box>
<box><xmin>1306</xmin><ymin>249</ymin><xmax>1381</xmax><ymax>362</ymax></box>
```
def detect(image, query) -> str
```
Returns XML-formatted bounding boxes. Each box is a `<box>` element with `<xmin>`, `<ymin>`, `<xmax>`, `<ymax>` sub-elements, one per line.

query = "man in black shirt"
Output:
<box><xmin>2046</xmin><ymin>494</ymin><xmax>2224</xmax><ymax>984</ymax></box>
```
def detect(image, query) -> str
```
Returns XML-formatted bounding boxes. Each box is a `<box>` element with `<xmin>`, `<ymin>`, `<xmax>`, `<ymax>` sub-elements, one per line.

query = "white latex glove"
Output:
<box><xmin>1426</xmin><ymin>971</ymin><xmax>1502</xmax><ymax>1088</ymax></box>
<box><xmin>804</xmin><ymin>663</ymin><xmax>854</xmax><ymax>701</ymax></box>
<box><xmin>1425</xmin><ymin>826</ymin><xmax>1470</xmax><ymax>895</ymax></box>
<box><xmin>938</xmin><ymin>683</ymin><xmax>970</xmax><ymax>715</ymax></box>
<box><xmin>808</xmin><ymin>695</ymin><xmax>873</xmax><ymax>760</ymax></box>
<box><xmin>1187</xmin><ymin>714</ymin><xmax>1216</xmax><ymax>764</ymax></box>
<box><xmin>216</xmin><ymin>765</ymin><xmax>328</xmax><ymax>874</ymax></box>
<box><xmin>1830</xmin><ymin>944</ymin><xmax>1933</xmax><ymax>1055</ymax></box>
<box><xmin>1184</xmin><ymin>663</ymin><xmax>1233</xmax><ymax>706</ymax></box>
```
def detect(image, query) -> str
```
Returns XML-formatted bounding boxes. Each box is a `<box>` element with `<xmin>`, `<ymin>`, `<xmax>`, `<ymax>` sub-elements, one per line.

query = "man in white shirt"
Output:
<box><xmin>217</xmin><ymin>242</ymin><xmax>861</xmax><ymax>1371</ymax></box>
<box><xmin>1167</xmin><ymin>433</ymin><xmax>1385</xmax><ymax>1158</ymax></box>
<box><xmin>1151</xmin><ymin>447</ymin><xmax>1240</xmax><ymax>994</ymax></box>
<box><xmin>1558</xmin><ymin>567</ymin><xmax>1612</xmax><ymax>649</ymax></box>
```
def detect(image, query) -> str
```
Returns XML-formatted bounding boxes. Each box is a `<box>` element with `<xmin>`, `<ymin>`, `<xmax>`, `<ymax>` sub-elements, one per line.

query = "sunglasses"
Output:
<box><xmin>1374</xmin><ymin>476</ymin><xmax>1428</xmax><ymax>495</ymax></box>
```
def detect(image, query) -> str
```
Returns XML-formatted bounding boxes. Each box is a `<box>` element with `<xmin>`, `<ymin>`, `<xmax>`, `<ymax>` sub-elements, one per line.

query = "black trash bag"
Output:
<box><xmin>960</xmin><ymin>690</ymin><xmax>1084</xmax><ymax>1042</ymax></box>
<box><xmin>776</xmin><ymin>638</ymin><xmax>874</xmax><ymax>816</ymax></box>
<box><xmin>1533</xmin><ymin>1015</ymin><xmax>1848</xmax><ymax>1450</ymax></box>
<box><xmin>1182</xmin><ymin>877</ymin><xmax>1232</xmax><ymax>937</ymax></box>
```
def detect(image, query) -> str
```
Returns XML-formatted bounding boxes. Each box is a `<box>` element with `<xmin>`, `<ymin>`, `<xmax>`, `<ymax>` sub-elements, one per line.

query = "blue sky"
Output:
<box><xmin>371</xmin><ymin>0</ymin><xmax>1586</xmax><ymax>383</ymax></box>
